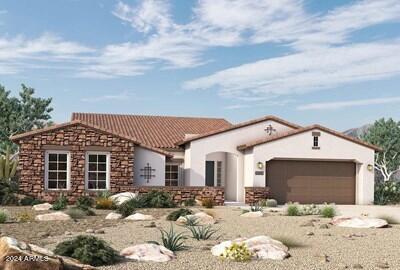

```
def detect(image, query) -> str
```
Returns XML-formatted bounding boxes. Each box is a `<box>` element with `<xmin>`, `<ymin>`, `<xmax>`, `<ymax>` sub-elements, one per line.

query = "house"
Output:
<box><xmin>11</xmin><ymin>113</ymin><xmax>380</xmax><ymax>205</ymax></box>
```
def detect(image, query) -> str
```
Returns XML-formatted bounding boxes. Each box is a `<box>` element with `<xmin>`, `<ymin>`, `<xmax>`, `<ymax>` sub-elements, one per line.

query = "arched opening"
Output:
<box><xmin>205</xmin><ymin>151</ymin><xmax>239</xmax><ymax>202</ymax></box>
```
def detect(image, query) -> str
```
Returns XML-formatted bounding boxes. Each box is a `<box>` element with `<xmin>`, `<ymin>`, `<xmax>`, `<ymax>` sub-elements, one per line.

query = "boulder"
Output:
<box><xmin>176</xmin><ymin>212</ymin><xmax>215</xmax><ymax>225</ymax></box>
<box><xmin>105</xmin><ymin>212</ymin><xmax>122</xmax><ymax>220</ymax></box>
<box><xmin>109</xmin><ymin>192</ymin><xmax>138</xmax><ymax>206</ymax></box>
<box><xmin>332</xmin><ymin>216</ymin><xmax>388</xmax><ymax>228</ymax></box>
<box><xmin>125</xmin><ymin>213</ymin><xmax>155</xmax><ymax>221</ymax></box>
<box><xmin>0</xmin><ymin>236</ymin><xmax>94</xmax><ymax>270</ymax></box>
<box><xmin>35</xmin><ymin>212</ymin><xmax>72</xmax><ymax>221</ymax></box>
<box><xmin>120</xmin><ymin>243</ymin><xmax>175</xmax><ymax>262</ymax></box>
<box><xmin>240</xmin><ymin>211</ymin><xmax>263</xmax><ymax>218</ymax></box>
<box><xmin>211</xmin><ymin>235</ymin><xmax>289</xmax><ymax>261</ymax></box>
<box><xmin>32</xmin><ymin>203</ymin><xmax>52</xmax><ymax>211</ymax></box>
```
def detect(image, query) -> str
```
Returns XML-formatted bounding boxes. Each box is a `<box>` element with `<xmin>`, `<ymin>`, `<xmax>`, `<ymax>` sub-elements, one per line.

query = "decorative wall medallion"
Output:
<box><xmin>140</xmin><ymin>163</ymin><xmax>156</xmax><ymax>183</ymax></box>
<box><xmin>264</xmin><ymin>124</ymin><xmax>276</xmax><ymax>135</ymax></box>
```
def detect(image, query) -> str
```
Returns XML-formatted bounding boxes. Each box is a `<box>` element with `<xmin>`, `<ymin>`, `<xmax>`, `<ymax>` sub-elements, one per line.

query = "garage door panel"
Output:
<box><xmin>266</xmin><ymin>160</ymin><xmax>355</xmax><ymax>204</ymax></box>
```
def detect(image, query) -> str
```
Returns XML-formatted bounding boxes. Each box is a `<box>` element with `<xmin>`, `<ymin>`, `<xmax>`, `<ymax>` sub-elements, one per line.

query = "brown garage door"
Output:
<box><xmin>266</xmin><ymin>160</ymin><xmax>355</xmax><ymax>204</ymax></box>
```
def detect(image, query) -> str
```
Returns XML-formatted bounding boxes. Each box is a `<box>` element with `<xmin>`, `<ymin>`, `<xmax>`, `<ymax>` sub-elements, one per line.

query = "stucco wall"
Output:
<box><xmin>205</xmin><ymin>152</ymin><xmax>226</xmax><ymax>187</ymax></box>
<box><xmin>185</xmin><ymin>119</ymin><xmax>295</xmax><ymax>201</ymax></box>
<box><xmin>251</xmin><ymin>129</ymin><xmax>375</xmax><ymax>204</ymax></box>
<box><xmin>134</xmin><ymin>146</ymin><xmax>166</xmax><ymax>186</ymax></box>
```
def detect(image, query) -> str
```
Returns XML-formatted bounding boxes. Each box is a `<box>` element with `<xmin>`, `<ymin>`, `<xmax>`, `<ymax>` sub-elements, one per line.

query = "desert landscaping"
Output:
<box><xmin>1</xmin><ymin>192</ymin><xmax>399</xmax><ymax>270</ymax></box>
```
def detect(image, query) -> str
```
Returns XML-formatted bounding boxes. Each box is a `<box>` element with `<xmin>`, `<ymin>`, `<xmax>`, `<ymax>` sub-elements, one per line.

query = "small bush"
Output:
<box><xmin>159</xmin><ymin>225</ymin><xmax>187</xmax><ymax>252</ymax></box>
<box><xmin>250</xmin><ymin>204</ymin><xmax>263</xmax><ymax>212</ymax></box>
<box><xmin>117</xmin><ymin>199</ymin><xmax>136</xmax><ymax>217</ymax></box>
<box><xmin>266</xmin><ymin>199</ymin><xmax>278</xmax><ymax>207</ymax></box>
<box><xmin>187</xmin><ymin>225</ymin><xmax>218</xmax><ymax>240</ymax></box>
<box><xmin>320</xmin><ymin>205</ymin><xmax>336</xmax><ymax>218</ymax></box>
<box><xmin>167</xmin><ymin>208</ymin><xmax>193</xmax><ymax>221</ymax></box>
<box><xmin>54</xmin><ymin>235</ymin><xmax>118</xmax><ymax>266</ymax></box>
<box><xmin>286</xmin><ymin>204</ymin><xmax>300</xmax><ymax>216</ymax></box>
<box><xmin>140</xmin><ymin>191</ymin><xmax>176</xmax><ymax>208</ymax></box>
<box><xmin>182</xmin><ymin>198</ymin><xmax>196</xmax><ymax>207</ymax></box>
<box><xmin>16</xmin><ymin>210</ymin><xmax>34</xmax><ymax>222</ymax></box>
<box><xmin>52</xmin><ymin>194</ymin><xmax>68</xmax><ymax>210</ymax></box>
<box><xmin>222</xmin><ymin>242</ymin><xmax>252</xmax><ymax>262</ymax></box>
<box><xmin>374</xmin><ymin>181</ymin><xmax>400</xmax><ymax>205</ymax></box>
<box><xmin>0</xmin><ymin>211</ymin><xmax>8</xmax><ymax>223</ymax></box>
<box><xmin>76</xmin><ymin>196</ymin><xmax>94</xmax><ymax>211</ymax></box>
<box><xmin>19</xmin><ymin>196</ymin><xmax>44</xmax><ymax>206</ymax></box>
<box><xmin>300</xmin><ymin>204</ymin><xmax>320</xmax><ymax>215</ymax></box>
<box><xmin>95</xmin><ymin>197</ymin><xmax>116</xmax><ymax>209</ymax></box>
<box><xmin>202</xmin><ymin>198</ymin><xmax>215</xmax><ymax>209</ymax></box>
<box><xmin>65</xmin><ymin>207</ymin><xmax>87</xmax><ymax>219</ymax></box>
<box><xmin>97</xmin><ymin>190</ymin><xmax>112</xmax><ymax>199</ymax></box>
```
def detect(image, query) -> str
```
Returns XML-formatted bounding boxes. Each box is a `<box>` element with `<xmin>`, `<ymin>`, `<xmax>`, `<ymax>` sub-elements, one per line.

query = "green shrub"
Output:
<box><xmin>52</xmin><ymin>194</ymin><xmax>68</xmax><ymax>210</ymax></box>
<box><xmin>202</xmin><ymin>198</ymin><xmax>215</xmax><ymax>209</ymax></box>
<box><xmin>16</xmin><ymin>210</ymin><xmax>34</xmax><ymax>222</ymax></box>
<box><xmin>158</xmin><ymin>225</ymin><xmax>187</xmax><ymax>252</ymax></box>
<box><xmin>139</xmin><ymin>191</ymin><xmax>176</xmax><ymax>208</ymax></box>
<box><xmin>266</xmin><ymin>199</ymin><xmax>278</xmax><ymax>207</ymax></box>
<box><xmin>166</xmin><ymin>208</ymin><xmax>193</xmax><ymax>221</ymax></box>
<box><xmin>320</xmin><ymin>205</ymin><xmax>336</xmax><ymax>218</ymax></box>
<box><xmin>0</xmin><ymin>180</ymin><xmax>19</xmax><ymax>205</ymax></box>
<box><xmin>65</xmin><ymin>207</ymin><xmax>87</xmax><ymax>219</ymax></box>
<box><xmin>76</xmin><ymin>196</ymin><xmax>94</xmax><ymax>211</ymax></box>
<box><xmin>374</xmin><ymin>181</ymin><xmax>400</xmax><ymax>205</ymax></box>
<box><xmin>117</xmin><ymin>199</ymin><xmax>136</xmax><ymax>217</ymax></box>
<box><xmin>300</xmin><ymin>204</ymin><xmax>320</xmax><ymax>215</ymax></box>
<box><xmin>95</xmin><ymin>197</ymin><xmax>116</xmax><ymax>209</ymax></box>
<box><xmin>54</xmin><ymin>235</ymin><xmax>118</xmax><ymax>266</ymax></box>
<box><xmin>286</xmin><ymin>204</ymin><xmax>300</xmax><ymax>216</ymax></box>
<box><xmin>250</xmin><ymin>204</ymin><xmax>263</xmax><ymax>212</ymax></box>
<box><xmin>97</xmin><ymin>190</ymin><xmax>112</xmax><ymax>199</ymax></box>
<box><xmin>222</xmin><ymin>242</ymin><xmax>252</xmax><ymax>262</ymax></box>
<box><xmin>183</xmin><ymin>198</ymin><xmax>196</xmax><ymax>207</ymax></box>
<box><xmin>187</xmin><ymin>225</ymin><xmax>218</xmax><ymax>240</ymax></box>
<box><xmin>19</xmin><ymin>196</ymin><xmax>43</xmax><ymax>206</ymax></box>
<box><xmin>0</xmin><ymin>211</ymin><xmax>8</xmax><ymax>223</ymax></box>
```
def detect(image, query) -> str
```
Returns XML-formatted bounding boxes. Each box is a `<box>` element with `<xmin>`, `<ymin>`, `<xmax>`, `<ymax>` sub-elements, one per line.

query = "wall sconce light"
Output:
<box><xmin>367</xmin><ymin>164</ymin><xmax>373</xmax><ymax>171</ymax></box>
<box><xmin>257</xmin><ymin>162</ymin><xmax>264</xmax><ymax>170</ymax></box>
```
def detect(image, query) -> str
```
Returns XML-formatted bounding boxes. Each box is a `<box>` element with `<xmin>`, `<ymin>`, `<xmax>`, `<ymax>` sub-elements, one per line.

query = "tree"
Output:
<box><xmin>0</xmin><ymin>84</ymin><xmax>53</xmax><ymax>154</ymax></box>
<box><xmin>362</xmin><ymin>118</ymin><xmax>400</xmax><ymax>182</ymax></box>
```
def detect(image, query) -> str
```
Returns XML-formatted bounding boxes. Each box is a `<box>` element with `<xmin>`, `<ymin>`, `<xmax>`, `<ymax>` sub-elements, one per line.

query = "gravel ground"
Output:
<box><xmin>41</xmin><ymin>207</ymin><xmax>400</xmax><ymax>270</ymax></box>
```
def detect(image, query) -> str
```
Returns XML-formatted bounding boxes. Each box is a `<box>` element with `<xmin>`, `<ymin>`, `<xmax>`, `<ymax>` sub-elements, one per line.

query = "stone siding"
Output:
<box><xmin>244</xmin><ymin>187</ymin><xmax>270</xmax><ymax>204</ymax></box>
<box><xmin>17</xmin><ymin>123</ymin><xmax>135</xmax><ymax>202</ymax></box>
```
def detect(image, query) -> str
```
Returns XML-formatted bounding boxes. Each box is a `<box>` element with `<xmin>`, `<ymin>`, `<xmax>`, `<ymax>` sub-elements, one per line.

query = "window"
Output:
<box><xmin>313</xmin><ymin>136</ymin><xmax>319</xmax><ymax>148</ymax></box>
<box><xmin>45</xmin><ymin>151</ymin><xmax>70</xmax><ymax>190</ymax></box>
<box><xmin>216</xmin><ymin>161</ymin><xmax>222</xmax><ymax>187</ymax></box>
<box><xmin>165</xmin><ymin>164</ymin><xmax>179</xmax><ymax>186</ymax></box>
<box><xmin>86</xmin><ymin>152</ymin><xmax>110</xmax><ymax>190</ymax></box>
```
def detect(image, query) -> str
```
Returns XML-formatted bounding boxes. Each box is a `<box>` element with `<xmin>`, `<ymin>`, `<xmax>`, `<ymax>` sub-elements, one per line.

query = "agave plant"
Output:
<box><xmin>187</xmin><ymin>225</ymin><xmax>219</xmax><ymax>241</ymax></box>
<box><xmin>0</xmin><ymin>147</ymin><xmax>18</xmax><ymax>182</ymax></box>
<box><xmin>159</xmin><ymin>225</ymin><xmax>187</xmax><ymax>252</ymax></box>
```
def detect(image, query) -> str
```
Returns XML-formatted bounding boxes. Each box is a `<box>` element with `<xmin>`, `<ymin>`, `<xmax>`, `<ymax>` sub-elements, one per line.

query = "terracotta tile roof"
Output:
<box><xmin>176</xmin><ymin>115</ymin><xmax>302</xmax><ymax>145</ymax></box>
<box><xmin>10</xmin><ymin>120</ymin><xmax>173</xmax><ymax>157</ymax></box>
<box><xmin>237</xmin><ymin>124</ymin><xmax>382</xmax><ymax>151</ymax></box>
<box><xmin>71</xmin><ymin>113</ymin><xmax>232</xmax><ymax>149</ymax></box>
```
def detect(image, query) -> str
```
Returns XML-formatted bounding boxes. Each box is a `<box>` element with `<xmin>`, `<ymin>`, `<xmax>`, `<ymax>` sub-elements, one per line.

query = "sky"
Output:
<box><xmin>1</xmin><ymin>0</ymin><xmax>400</xmax><ymax>131</ymax></box>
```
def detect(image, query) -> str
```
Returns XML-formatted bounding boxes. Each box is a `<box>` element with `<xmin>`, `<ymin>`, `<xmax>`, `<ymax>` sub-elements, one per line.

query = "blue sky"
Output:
<box><xmin>1</xmin><ymin>0</ymin><xmax>400</xmax><ymax>131</ymax></box>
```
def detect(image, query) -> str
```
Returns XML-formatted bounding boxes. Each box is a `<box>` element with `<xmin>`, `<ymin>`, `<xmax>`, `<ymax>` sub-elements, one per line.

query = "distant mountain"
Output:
<box><xmin>343</xmin><ymin>124</ymin><xmax>372</xmax><ymax>138</ymax></box>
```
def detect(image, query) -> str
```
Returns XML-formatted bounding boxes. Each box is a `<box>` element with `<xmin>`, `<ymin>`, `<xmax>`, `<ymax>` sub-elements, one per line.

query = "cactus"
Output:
<box><xmin>0</xmin><ymin>147</ymin><xmax>18</xmax><ymax>181</ymax></box>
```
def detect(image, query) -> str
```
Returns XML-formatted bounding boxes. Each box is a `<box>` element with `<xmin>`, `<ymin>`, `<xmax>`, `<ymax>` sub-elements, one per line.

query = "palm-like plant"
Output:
<box><xmin>187</xmin><ymin>225</ymin><xmax>219</xmax><ymax>240</ymax></box>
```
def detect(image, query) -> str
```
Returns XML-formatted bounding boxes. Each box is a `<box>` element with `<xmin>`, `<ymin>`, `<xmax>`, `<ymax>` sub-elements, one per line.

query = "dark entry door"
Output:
<box><xmin>205</xmin><ymin>161</ymin><xmax>215</xmax><ymax>186</ymax></box>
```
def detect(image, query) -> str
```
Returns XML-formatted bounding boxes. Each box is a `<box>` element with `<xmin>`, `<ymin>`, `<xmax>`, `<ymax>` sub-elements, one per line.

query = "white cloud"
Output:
<box><xmin>80</xmin><ymin>91</ymin><xmax>135</xmax><ymax>103</ymax></box>
<box><xmin>184</xmin><ymin>41</ymin><xmax>400</xmax><ymax>99</ymax></box>
<box><xmin>297</xmin><ymin>96</ymin><xmax>400</xmax><ymax>110</ymax></box>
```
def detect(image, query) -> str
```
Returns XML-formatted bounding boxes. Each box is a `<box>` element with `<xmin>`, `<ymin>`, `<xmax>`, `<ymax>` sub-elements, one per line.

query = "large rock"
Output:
<box><xmin>109</xmin><ymin>192</ymin><xmax>137</xmax><ymax>206</ymax></box>
<box><xmin>125</xmin><ymin>213</ymin><xmax>155</xmax><ymax>221</ymax></box>
<box><xmin>0</xmin><ymin>236</ymin><xmax>94</xmax><ymax>270</ymax></box>
<box><xmin>332</xmin><ymin>216</ymin><xmax>388</xmax><ymax>228</ymax></box>
<box><xmin>32</xmin><ymin>203</ymin><xmax>52</xmax><ymax>211</ymax></box>
<box><xmin>35</xmin><ymin>212</ymin><xmax>72</xmax><ymax>221</ymax></box>
<box><xmin>176</xmin><ymin>212</ymin><xmax>215</xmax><ymax>225</ymax></box>
<box><xmin>240</xmin><ymin>211</ymin><xmax>263</xmax><ymax>218</ymax></box>
<box><xmin>105</xmin><ymin>212</ymin><xmax>123</xmax><ymax>220</ymax></box>
<box><xmin>120</xmin><ymin>243</ymin><xmax>175</xmax><ymax>262</ymax></box>
<box><xmin>211</xmin><ymin>235</ymin><xmax>289</xmax><ymax>261</ymax></box>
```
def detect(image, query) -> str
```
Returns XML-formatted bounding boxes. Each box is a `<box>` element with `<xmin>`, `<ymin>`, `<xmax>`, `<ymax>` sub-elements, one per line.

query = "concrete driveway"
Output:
<box><xmin>336</xmin><ymin>205</ymin><xmax>400</xmax><ymax>219</ymax></box>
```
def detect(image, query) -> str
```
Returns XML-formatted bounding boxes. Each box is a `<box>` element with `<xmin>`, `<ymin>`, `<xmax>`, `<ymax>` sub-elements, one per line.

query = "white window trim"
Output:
<box><xmin>45</xmin><ymin>150</ymin><xmax>71</xmax><ymax>191</ymax></box>
<box><xmin>85</xmin><ymin>151</ymin><xmax>111</xmax><ymax>191</ymax></box>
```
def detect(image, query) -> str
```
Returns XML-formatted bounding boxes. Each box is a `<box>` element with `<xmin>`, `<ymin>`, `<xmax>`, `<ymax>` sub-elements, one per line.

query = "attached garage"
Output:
<box><xmin>266</xmin><ymin>160</ymin><xmax>356</xmax><ymax>204</ymax></box>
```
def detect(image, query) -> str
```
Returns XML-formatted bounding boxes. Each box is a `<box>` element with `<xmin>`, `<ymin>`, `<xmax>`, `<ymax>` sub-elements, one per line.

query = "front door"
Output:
<box><xmin>205</xmin><ymin>161</ymin><xmax>215</xmax><ymax>186</ymax></box>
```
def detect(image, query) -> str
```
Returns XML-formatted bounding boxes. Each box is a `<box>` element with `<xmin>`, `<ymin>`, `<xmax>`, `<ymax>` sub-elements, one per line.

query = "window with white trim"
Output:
<box><xmin>216</xmin><ymin>161</ymin><xmax>222</xmax><ymax>187</ymax></box>
<box><xmin>86</xmin><ymin>152</ymin><xmax>110</xmax><ymax>190</ymax></box>
<box><xmin>45</xmin><ymin>151</ymin><xmax>70</xmax><ymax>190</ymax></box>
<box><xmin>165</xmin><ymin>164</ymin><xmax>179</xmax><ymax>186</ymax></box>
